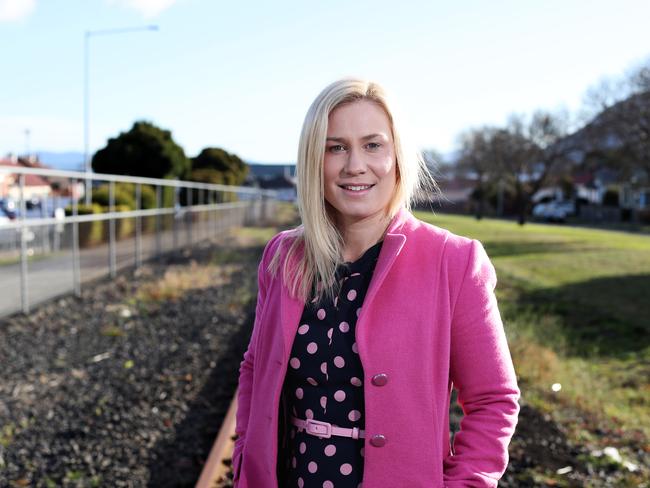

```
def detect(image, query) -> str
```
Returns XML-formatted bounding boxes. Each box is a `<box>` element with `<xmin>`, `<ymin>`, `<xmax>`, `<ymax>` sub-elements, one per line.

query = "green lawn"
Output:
<box><xmin>415</xmin><ymin>211</ymin><xmax>650</xmax><ymax>440</ymax></box>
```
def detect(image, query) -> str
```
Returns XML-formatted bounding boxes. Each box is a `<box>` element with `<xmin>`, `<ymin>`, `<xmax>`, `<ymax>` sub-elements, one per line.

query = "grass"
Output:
<box><xmin>134</xmin><ymin>203</ymin><xmax>300</xmax><ymax>305</ymax></box>
<box><xmin>415</xmin><ymin>211</ymin><xmax>650</xmax><ymax>441</ymax></box>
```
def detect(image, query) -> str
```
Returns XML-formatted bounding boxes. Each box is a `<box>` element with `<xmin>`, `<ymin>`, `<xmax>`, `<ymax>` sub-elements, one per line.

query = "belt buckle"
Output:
<box><xmin>305</xmin><ymin>419</ymin><xmax>332</xmax><ymax>438</ymax></box>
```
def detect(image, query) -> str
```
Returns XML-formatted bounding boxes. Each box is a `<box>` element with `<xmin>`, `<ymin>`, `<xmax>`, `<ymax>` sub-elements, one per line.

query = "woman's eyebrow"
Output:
<box><xmin>326</xmin><ymin>133</ymin><xmax>386</xmax><ymax>142</ymax></box>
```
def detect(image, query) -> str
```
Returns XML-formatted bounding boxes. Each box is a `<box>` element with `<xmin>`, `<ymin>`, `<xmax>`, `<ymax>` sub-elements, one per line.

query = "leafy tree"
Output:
<box><xmin>92</xmin><ymin>121</ymin><xmax>190</xmax><ymax>180</ymax></box>
<box><xmin>191</xmin><ymin>147</ymin><xmax>248</xmax><ymax>186</ymax></box>
<box><xmin>189</xmin><ymin>168</ymin><xmax>226</xmax><ymax>185</ymax></box>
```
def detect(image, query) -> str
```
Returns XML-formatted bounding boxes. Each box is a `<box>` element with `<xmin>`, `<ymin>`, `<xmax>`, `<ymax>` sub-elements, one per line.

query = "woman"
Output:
<box><xmin>234</xmin><ymin>79</ymin><xmax>519</xmax><ymax>487</ymax></box>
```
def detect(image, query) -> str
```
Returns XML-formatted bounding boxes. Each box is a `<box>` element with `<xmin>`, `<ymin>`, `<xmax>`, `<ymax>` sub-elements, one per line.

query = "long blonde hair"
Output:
<box><xmin>272</xmin><ymin>78</ymin><xmax>436</xmax><ymax>302</ymax></box>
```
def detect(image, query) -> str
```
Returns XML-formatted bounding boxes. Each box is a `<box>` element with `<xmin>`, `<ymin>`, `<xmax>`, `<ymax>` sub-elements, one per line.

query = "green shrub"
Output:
<box><xmin>64</xmin><ymin>203</ymin><xmax>103</xmax><ymax>216</ymax></box>
<box><xmin>91</xmin><ymin>183</ymin><xmax>157</xmax><ymax>210</ymax></box>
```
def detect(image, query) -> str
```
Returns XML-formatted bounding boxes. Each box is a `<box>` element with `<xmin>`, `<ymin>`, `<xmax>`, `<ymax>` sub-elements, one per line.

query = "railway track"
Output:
<box><xmin>196</xmin><ymin>392</ymin><xmax>238</xmax><ymax>488</ymax></box>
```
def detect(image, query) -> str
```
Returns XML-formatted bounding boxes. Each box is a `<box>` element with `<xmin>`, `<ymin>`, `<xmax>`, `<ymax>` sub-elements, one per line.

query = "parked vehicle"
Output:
<box><xmin>0</xmin><ymin>198</ymin><xmax>17</xmax><ymax>219</ymax></box>
<box><xmin>532</xmin><ymin>200</ymin><xmax>575</xmax><ymax>222</ymax></box>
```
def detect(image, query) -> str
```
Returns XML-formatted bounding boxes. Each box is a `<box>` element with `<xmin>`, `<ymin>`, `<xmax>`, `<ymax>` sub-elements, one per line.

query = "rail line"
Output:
<box><xmin>196</xmin><ymin>391</ymin><xmax>238</xmax><ymax>488</ymax></box>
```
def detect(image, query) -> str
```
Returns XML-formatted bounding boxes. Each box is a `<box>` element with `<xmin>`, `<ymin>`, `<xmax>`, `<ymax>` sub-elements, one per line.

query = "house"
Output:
<box><xmin>0</xmin><ymin>155</ymin><xmax>86</xmax><ymax>211</ymax></box>
<box><xmin>0</xmin><ymin>155</ymin><xmax>52</xmax><ymax>202</ymax></box>
<box><xmin>245</xmin><ymin>163</ymin><xmax>297</xmax><ymax>202</ymax></box>
<box><xmin>0</xmin><ymin>156</ymin><xmax>17</xmax><ymax>196</ymax></box>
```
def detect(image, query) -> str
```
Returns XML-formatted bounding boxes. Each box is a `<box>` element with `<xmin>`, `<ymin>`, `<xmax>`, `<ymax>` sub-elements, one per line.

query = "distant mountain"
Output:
<box><xmin>36</xmin><ymin>151</ymin><xmax>85</xmax><ymax>171</ymax></box>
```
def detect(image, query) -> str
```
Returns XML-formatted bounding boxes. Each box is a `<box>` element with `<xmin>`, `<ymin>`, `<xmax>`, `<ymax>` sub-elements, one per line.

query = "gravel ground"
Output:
<box><xmin>2</xmin><ymin>229</ymin><xmax>648</xmax><ymax>488</ymax></box>
<box><xmin>0</xmin><ymin>237</ymin><xmax>262</xmax><ymax>488</ymax></box>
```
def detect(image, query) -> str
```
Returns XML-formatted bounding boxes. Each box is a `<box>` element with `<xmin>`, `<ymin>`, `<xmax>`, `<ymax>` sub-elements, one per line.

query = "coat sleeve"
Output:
<box><xmin>232</xmin><ymin>233</ymin><xmax>281</xmax><ymax>484</ymax></box>
<box><xmin>444</xmin><ymin>239</ymin><xmax>520</xmax><ymax>487</ymax></box>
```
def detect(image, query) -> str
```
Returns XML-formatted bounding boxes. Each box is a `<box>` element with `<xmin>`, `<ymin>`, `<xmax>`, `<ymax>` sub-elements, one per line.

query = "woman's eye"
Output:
<box><xmin>366</xmin><ymin>142</ymin><xmax>381</xmax><ymax>150</ymax></box>
<box><xmin>328</xmin><ymin>144</ymin><xmax>346</xmax><ymax>153</ymax></box>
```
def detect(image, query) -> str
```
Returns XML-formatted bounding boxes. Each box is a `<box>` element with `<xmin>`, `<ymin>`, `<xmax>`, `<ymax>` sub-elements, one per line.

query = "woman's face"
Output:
<box><xmin>323</xmin><ymin>99</ymin><xmax>397</xmax><ymax>228</ymax></box>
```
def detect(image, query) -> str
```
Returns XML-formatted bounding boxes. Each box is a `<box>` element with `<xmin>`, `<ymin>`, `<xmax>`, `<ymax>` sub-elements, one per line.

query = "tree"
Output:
<box><xmin>191</xmin><ymin>147</ymin><xmax>248</xmax><ymax>186</ymax></box>
<box><xmin>456</xmin><ymin>127</ymin><xmax>502</xmax><ymax>220</ymax></box>
<box><xmin>580</xmin><ymin>58</ymin><xmax>650</xmax><ymax>180</ymax></box>
<box><xmin>506</xmin><ymin>111</ymin><xmax>573</xmax><ymax>224</ymax></box>
<box><xmin>92</xmin><ymin>121</ymin><xmax>190</xmax><ymax>180</ymax></box>
<box><xmin>585</xmin><ymin>92</ymin><xmax>650</xmax><ymax>178</ymax></box>
<box><xmin>456</xmin><ymin>111</ymin><xmax>572</xmax><ymax>224</ymax></box>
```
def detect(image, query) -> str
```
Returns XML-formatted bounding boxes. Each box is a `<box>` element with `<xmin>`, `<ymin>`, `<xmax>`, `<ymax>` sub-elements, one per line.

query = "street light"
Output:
<box><xmin>83</xmin><ymin>25</ymin><xmax>158</xmax><ymax>204</ymax></box>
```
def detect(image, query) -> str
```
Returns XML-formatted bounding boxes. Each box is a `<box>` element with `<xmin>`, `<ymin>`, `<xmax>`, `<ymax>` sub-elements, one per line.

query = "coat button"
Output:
<box><xmin>370</xmin><ymin>434</ymin><xmax>386</xmax><ymax>447</ymax></box>
<box><xmin>371</xmin><ymin>373</ymin><xmax>388</xmax><ymax>386</ymax></box>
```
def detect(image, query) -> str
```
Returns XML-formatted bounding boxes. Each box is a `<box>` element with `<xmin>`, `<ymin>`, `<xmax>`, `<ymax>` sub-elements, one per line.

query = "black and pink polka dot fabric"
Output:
<box><xmin>277</xmin><ymin>241</ymin><xmax>382</xmax><ymax>488</ymax></box>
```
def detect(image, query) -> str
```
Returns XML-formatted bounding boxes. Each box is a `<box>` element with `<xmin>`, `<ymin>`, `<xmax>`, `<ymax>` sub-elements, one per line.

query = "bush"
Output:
<box><xmin>91</xmin><ymin>183</ymin><xmax>157</xmax><ymax>210</ymax></box>
<box><xmin>64</xmin><ymin>204</ymin><xmax>104</xmax><ymax>247</ymax></box>
<box><xmin>64</xmin><ymin>203</ymin><xmax>103</xmax><ymax>216</ymax></box>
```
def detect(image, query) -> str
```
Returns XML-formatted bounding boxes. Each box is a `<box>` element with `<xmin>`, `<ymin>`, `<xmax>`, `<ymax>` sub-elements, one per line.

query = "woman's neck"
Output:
<box><xmin>338</xmin><ymin>212</ymin><xmax>392</xmax><ymax>262</ymax></box>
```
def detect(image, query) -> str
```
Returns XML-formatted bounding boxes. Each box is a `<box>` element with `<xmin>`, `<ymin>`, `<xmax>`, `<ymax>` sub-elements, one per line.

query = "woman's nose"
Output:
<box><xmin>343</xmin><ymin>148</ymin><xmax>366</xmax><ymax>175</ymax></box>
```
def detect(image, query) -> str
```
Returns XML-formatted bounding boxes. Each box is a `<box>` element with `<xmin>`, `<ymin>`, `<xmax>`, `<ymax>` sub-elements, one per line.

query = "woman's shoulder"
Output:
<box><xmin>404</xmin><ymin>212</ymin><xmax>495</xmax><ymax>283</ymax></box>
<box><xmin>403</xmin><ymin>212</ymin><xmax>476</xmax><ymax>256</ymax></box>
<box><xmin>260</xmin><ymin>226</ymin><xmax>304</xmax><ymax>266</ymax></box>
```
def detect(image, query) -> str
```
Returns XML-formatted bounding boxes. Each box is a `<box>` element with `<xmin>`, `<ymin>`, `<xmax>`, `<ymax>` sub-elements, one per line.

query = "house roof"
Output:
<box><xmin>0</xmin><ymin>159</ymin><xmax>52</xmax><ymax>187</ymax></box>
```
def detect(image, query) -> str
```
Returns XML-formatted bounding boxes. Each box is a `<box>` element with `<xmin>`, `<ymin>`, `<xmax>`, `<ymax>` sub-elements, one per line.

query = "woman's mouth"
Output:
<box><xmin>339</xmin><ymin>184</ymin><xmax>374</xmax><ymax>192</ymax></box>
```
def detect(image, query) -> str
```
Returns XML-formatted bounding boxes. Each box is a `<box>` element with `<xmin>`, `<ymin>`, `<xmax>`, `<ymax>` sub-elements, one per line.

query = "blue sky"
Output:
<box><xmin>1</xmin><ymin>0</ymin><xmax>650</xmax><ymax>164</ymax></box>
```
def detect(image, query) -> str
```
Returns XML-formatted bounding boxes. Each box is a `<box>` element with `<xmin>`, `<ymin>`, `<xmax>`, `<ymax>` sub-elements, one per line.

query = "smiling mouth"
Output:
<box><xmin>339</xmin><ymin>184</ymin><xmax>374</xmax><ymax>191</ymax></box>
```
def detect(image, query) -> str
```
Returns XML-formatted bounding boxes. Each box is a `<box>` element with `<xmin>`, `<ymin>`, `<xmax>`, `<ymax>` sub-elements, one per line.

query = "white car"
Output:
<box><xmin>532</xmin><ymin>201</ymin><xmax>575</xmax><ymax>222</ymax></box>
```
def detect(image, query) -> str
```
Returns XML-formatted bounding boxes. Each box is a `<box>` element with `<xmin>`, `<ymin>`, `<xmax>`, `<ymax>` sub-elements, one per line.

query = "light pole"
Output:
<box><xmin>24</xmin><ymin>129</ymin><xmax>30</xmax><ymax>159</ymax></box>
<box><xmin>83</xmin><ymin>25</ymin><xmax>158</xmax><ymax>204</ymax></box>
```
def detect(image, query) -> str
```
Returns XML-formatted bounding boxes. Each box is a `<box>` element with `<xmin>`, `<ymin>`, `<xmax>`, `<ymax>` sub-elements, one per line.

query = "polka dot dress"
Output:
<box><xmin>277</xmin><ymin>241</ymin><xmax>382</xmax><ymax>488</ymax></box>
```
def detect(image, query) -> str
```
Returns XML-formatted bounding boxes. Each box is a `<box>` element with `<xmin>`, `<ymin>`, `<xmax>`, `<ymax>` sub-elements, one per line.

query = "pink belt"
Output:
<box><xmin>291</xmin><ymin>416</ymin><xmax>365</xmax><ymax>440</ymax></box>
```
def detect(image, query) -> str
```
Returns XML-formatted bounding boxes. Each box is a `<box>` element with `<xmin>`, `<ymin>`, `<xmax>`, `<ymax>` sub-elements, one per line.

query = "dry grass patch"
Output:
<box><xmin>136</xmin><ymin>262</ymin><xmax>242</xmax><ymax>303</ymax></box>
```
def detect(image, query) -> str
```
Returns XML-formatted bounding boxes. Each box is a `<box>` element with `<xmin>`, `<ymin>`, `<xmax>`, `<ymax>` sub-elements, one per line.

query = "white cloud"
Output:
<box><xmin>107</xmin><ymin>0</ymin><xmax>178</xmax><ymax>18</ymax></box>
<box><xmin>0</xmin><ymin>0</ymin><xmax>35</xmax><ymax>22</ymax></box>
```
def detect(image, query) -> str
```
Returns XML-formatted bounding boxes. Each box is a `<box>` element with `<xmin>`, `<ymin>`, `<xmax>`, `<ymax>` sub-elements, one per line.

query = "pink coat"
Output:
<box><xmin>234</xmin><ymin>209</ymin><xmax>520</xmax><ymax>487</ymax></box>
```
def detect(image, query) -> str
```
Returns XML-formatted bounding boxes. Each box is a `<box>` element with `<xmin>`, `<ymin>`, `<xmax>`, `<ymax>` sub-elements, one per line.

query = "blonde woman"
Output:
<box><xmin>234</xmin><ymin>79</ymin><xmax>519</xmax><ymax>487</ymax></box>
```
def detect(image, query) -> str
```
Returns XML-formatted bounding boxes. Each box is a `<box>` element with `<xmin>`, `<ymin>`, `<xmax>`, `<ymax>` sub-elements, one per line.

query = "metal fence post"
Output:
<box><xmin>109</xmin><ymin>181</ymin><xmax>116</xmax><ymax>278</ymax></box>
<box><xmin>198</xmin><ymin>188</ymin><xmax>204</xmax><ymax>241</ymax></box>
<box><xmin>40</xmin><ymin>197</ymin><xmax>50</xmax><ymax>253</ymax></box>
<box><xmin>155</xmin><ymin>185</ymin><xmax>162</xmax><ymax>259</ymax></box>
<box><xmin>173</xmin><ymin>185</ymin><xmax>179</xmax><ymax>250</ymax></box>
<box><xmin>72</xmin><ymin>179</ymin><xmax>81</xmax><ymax>297</ymax></box>
<box><xmin>19</xmin><ymin>174</ymin><xmax>29</xmax><ymax>314</ymax></box>
<box><xmin>262</xmin><ymin>193</ymin><xmax>268</xmax><ymax>222</ymax></box>
<box><xmin>53</xmin><ymin>194</ymin><xmax>61</xmax><ymax>253</ymax></box>
<box><xmin>186</xmin><ymin>187</ymin><xmax>192</xmax><ymax>246</ymax></box>
<box><xmin>135</xmin><ymin>183</ymin><xmax>142</xmax><ymax>268</ymax></box>
<box><xmin>215</xmin><ymin>190</ymin><xmax>220</xmax><ymax>237</ymax></box>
